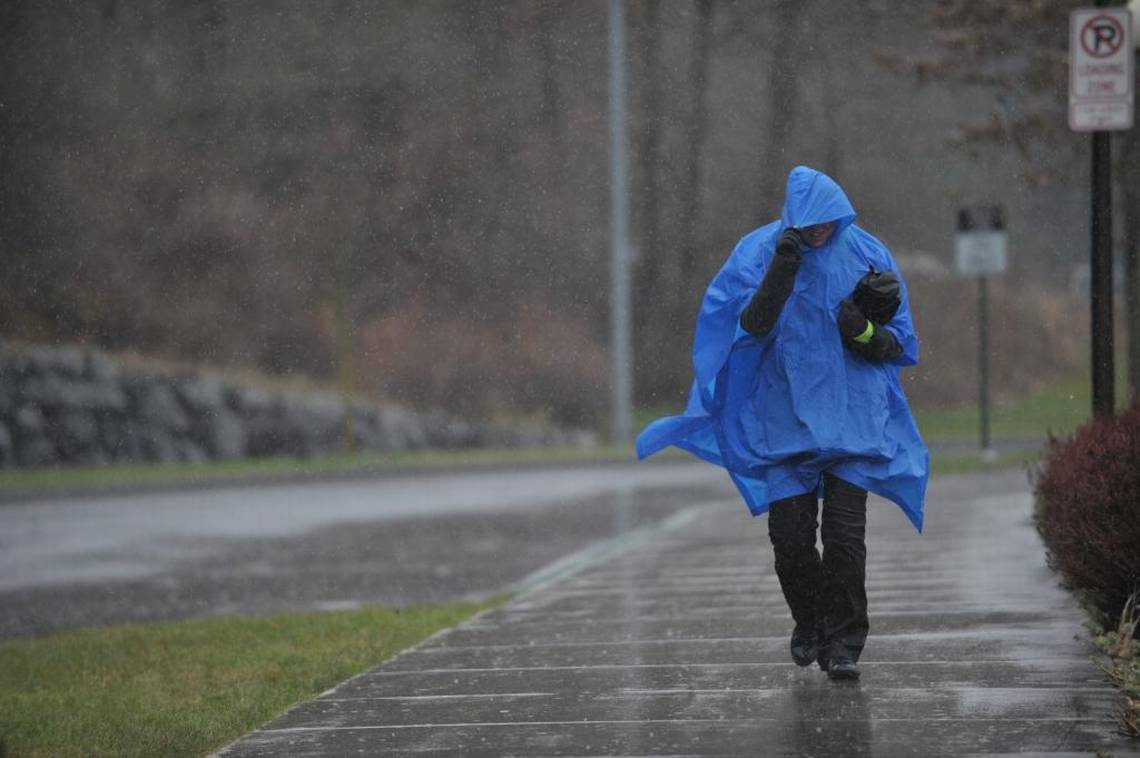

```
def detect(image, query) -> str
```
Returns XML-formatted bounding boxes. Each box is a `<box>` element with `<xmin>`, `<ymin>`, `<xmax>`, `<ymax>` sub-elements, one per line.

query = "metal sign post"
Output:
<box><xmin>1070</xmin><ymin>5</ymin><xmax>1134</xmax><ymax>418</ymax></box>
<box><xmin>956</xmin><ymin>206</ymin><xmax>1008</xmax><ymax>460</ymax></box>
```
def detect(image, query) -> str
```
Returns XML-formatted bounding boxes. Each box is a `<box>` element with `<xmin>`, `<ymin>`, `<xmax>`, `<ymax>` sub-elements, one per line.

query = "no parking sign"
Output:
<box><xmin>1069</xmin><ymin>7</ymin><xmax>1134</xmax><ymax>131</ymax></box>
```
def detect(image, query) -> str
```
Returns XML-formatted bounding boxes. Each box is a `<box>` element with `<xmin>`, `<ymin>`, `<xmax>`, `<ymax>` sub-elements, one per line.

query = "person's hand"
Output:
<box><xmin>838</xmin><ymin>299</ymin><xmax>872</xmax><ymax>341</ymax></box>
<box><xmin>775</xmin><ymin>227</ymin><xmax>806</xmax><ymax>258</ymax></box>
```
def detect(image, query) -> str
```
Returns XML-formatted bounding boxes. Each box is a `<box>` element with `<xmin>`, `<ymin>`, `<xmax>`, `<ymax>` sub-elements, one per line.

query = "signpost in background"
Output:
<box><xmin>1070</xmin><ymin>4</ymin><xmax>1135</xmax><ymax>418</ymax></box>
<box><xmin>1070</xmin><ymin>6</ymin><xmax>1134</xmax><ymax>131</ymax></box>
<box><xmin>957</xmin><ymin>206</ymin><xmax>1008</xmax><ymax>461</ymax></box>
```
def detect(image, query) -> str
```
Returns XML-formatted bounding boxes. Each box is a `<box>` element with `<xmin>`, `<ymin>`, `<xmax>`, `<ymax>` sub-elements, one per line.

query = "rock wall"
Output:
<box><xmin>0</xmin><ymin>343</ymin><xmax>595</xmax><ymax>468</ymax></box>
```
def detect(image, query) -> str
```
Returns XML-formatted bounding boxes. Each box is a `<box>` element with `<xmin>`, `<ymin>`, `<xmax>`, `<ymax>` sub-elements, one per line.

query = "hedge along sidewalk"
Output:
<box><xmin>1033</xmin><ymin>404</ymin><xmax>1140</xmax><ymax>737</ymax></box>
<box><xmin>0</xmin><ymin>599</ymin><xmax>497</xmax><ymax>758</ymax></box>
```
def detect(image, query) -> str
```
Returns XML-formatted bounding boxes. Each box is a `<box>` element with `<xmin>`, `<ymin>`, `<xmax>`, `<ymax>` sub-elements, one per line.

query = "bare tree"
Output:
<box><xmin>757</xmin><ymin>0</ymin><xmax>811</xmax><ymax>197</ymax></box>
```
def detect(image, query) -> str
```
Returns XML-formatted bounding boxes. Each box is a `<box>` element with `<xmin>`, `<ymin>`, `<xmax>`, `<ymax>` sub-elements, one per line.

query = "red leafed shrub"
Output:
<box><xmin>1034</xmin><ymin>404</ymin><xmax>1140</xmax><ymax>627</ymax></box>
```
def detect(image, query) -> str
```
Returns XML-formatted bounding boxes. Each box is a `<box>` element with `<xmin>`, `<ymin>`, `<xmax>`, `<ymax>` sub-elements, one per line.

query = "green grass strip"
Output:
<box><xmin>0</xmin><ymin>441</ymin><xmax>1037</xmax><ymax>500</ymax></box>
<box><xmin>0</xmin><ymin>444</ymin><xmax>639</xmax><ymax>496</ymax></box>
<box><xmin>0</xmin><ymin>600</ymin><xmax>494</xmax><ymax>758</ymax></box>
<box><xmin>912</xmin><ymin>374</ymin><xmax>1093</xmax><ymax>443</ymax></box>
<box><xmin>912</xmin><ymin>360</ymin><xmax>1135</xmax><ymax>444</ymax></box>
<box><xmin>928</xmin><ymin>449</ymin><xmax>1038</xmax><ymax>477</ymax></box>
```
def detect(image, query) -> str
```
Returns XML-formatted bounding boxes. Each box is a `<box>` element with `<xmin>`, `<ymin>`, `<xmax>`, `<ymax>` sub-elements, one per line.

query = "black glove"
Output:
<box><xmin>839</xmin><ymin>298</ymin><xmax>904</xmax><ymax>362</ymax></box>
<box><xmin>775</xmin><ymin>227</ymin><xmax>807</xmax><ymax>258</ymax></box>
<box><xmin>837</xmin><ymin>299</ymin><xmax>870</xmax><ymax>341</ymax></box>
<box><xmin>739</xmin><ymin>231</ymin><xmax>805</xmax><ymax>337</ymax></box>
<box><xmin>853</xmin><ymin>270</ymin><xmax>901</xmax><ymax>325</ymax></box>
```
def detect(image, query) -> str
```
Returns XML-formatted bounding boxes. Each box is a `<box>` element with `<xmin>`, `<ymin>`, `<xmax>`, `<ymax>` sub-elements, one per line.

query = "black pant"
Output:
<box><xmin>767</xmin><ymin>473</ymin><xmax>868</xmax><ymax>663</ymax></box>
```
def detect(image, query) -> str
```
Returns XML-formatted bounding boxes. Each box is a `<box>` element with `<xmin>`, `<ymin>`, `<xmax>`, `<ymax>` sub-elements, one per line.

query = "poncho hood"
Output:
<box><xmin>780</xmin><ymin>165</ymin><xmax>857</xmax><ymax>233</ymax></box>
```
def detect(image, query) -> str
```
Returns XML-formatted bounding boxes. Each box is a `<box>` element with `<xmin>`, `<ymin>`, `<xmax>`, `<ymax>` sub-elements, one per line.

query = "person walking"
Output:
<box><xmin>637</xmin><ymin>165</ymin><xmax>928</xmax><ymax>681</ymax></box>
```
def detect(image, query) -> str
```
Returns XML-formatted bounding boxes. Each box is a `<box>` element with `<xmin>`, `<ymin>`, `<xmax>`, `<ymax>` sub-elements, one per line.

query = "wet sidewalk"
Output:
<box><xmin>218</xmin><ymin>470</ymin><xmax>1138</xmax><ymax>756</ymax></box>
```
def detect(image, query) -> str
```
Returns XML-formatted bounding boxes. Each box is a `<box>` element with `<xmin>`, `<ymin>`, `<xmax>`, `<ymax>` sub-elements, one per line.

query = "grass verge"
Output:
<box><xmin>912</xmin><ymin>374</ymin><xmax>1093</xmax><ymax>442</ymax></box>
<box><xmin>0</xmin><ymin>444</ymin><xmax>640</xmax><ymax>497</ymax></box>
<box><xmin>0</xmin><ymin>442</ymin><xmax>1027</xmax><ymax>501</ymax></box>
<box><xmin>912</xmin><ymin>360</ymin><xmax>1134</xmax><ymax>444</ymax></box>
<box><xmin>0</xmin><ymin>599</ymin><xmax>497</xmax><ymax>758</ymax></box>
<box><xmin>928</xmin><ymin>449</ymin><xmax>1037</xmax><ymax>477</ymax></box>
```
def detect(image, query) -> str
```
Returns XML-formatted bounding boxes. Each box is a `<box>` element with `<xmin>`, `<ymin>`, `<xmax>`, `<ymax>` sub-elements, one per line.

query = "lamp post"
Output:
<box><xmin>608</xmin><ymin>0</ymin><xmax>633</xmax><ymax>443</ymax></box>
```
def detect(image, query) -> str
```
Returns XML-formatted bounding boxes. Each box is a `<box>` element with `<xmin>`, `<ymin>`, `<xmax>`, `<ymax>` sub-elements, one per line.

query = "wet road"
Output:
<box><xmin>0</xmin><ymin>462</ymin><xmax>732</xmax><ymax>639</ymax></box>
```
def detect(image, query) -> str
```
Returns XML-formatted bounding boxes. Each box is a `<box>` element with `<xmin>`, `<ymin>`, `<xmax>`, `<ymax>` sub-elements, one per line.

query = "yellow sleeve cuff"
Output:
<box><xmin>853</xmin><ymin>320</ymin><xmax>874</xmax><ymax>344</ymax></box>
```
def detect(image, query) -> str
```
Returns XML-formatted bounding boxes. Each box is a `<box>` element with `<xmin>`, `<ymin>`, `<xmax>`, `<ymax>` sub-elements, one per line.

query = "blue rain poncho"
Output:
<box><xmin>637</xmin><ymin>166</ymin><xmax>929</xmax><ymax>531</ymax></box>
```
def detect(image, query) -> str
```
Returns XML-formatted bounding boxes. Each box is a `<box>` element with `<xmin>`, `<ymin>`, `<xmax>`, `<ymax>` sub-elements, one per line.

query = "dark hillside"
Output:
<box><xmin>0</xmin><ymin>1</ymin><xmax>1099</xmax><ymax>422</ymax></box>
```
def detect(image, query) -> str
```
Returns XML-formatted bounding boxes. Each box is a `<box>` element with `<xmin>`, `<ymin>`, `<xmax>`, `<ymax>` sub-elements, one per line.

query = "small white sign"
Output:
<box><xmin>956</xmin><ymin>206</ymin><xmax>1008</xmax><ymax>277</ymax></box>
<box><xmin>1069</xmin><ymin>8</ymin><xmax>1135</xmax><ymax>131</ymax></box>
<box><xmin>956</xmin><ymin>231</ymin><xmax>1008</xmax><ymax>276</ymax></box>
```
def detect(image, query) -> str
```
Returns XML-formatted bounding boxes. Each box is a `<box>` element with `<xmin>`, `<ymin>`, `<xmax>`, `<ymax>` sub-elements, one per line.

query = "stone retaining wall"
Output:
<box><xmin>0</xmin><ymin>342</ymin><xmax>595</xmax><ymax>468</ymax></box>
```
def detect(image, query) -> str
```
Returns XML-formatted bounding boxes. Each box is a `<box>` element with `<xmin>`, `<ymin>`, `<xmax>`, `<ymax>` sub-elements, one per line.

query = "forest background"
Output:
<box><xmin>3</xmin><ymin>0</ymin><xmax>1138</xmax><ymax>430</ymax></box>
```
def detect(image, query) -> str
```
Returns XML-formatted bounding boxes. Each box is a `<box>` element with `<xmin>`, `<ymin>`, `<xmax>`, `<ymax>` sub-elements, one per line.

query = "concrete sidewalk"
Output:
<box><xmin>219</xmin><ymin>470</ymin><xmax>1138</xmax><ymax>756</ymax></box>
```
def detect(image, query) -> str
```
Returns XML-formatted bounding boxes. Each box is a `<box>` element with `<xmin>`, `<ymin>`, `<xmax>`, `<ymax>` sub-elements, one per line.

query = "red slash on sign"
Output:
<box><xmin>1080</xmin><ymin>15</ymin><xmax>1125</xmax><ymax>58</ymax></box>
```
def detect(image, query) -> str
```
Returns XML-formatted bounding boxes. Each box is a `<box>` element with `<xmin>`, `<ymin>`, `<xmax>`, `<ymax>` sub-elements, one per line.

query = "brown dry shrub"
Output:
<box><xmin>357</xmin><ymin>299</ymin><xmax>607</xmax><ymax>425</ymax></box>
<box><xmin>901</xmin><ymin>276</ymin><xmax>1085</xmax><ymax>407</ymax></box>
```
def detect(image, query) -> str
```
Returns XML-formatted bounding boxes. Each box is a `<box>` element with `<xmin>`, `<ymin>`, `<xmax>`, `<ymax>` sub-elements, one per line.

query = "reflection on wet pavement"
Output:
<box><xmin>0</xmin><ymin>463</ymin><xmax>730</xmax><ymax>638</ymax></box>
<box><xmin>220</xmin><ymin>468</ymin><xmax>1137</xmax><ymax>756</ymax></box>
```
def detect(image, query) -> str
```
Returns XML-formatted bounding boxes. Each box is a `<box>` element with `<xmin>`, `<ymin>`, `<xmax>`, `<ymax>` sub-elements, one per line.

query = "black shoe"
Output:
<box><xmin>826</xmin><ymin>656</ymin><xmax>860</xmax><ymax>681</ymax></box>
<box><xmin>790</xmin><ymin>625</ymin><xmax>819</xmax><ymax>667</ymax></box>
